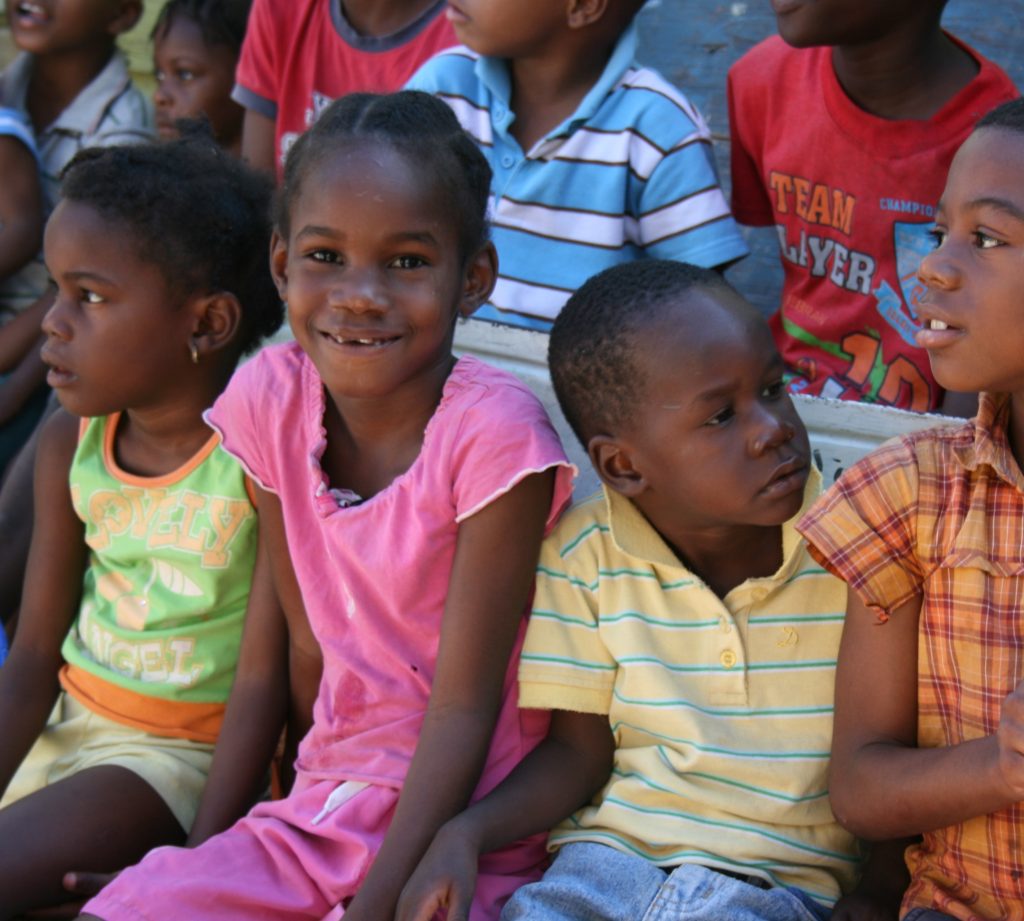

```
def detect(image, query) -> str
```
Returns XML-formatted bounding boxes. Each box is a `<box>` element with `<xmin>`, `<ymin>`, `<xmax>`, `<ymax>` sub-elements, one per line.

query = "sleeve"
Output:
<box><xmin>231</xmin><ymin>0</ymin><xmax>281</xmax><ymax>120</ymax></box>
<box><xmin>0</xmin><ymin>107</ymin><xmax>37</xmax><ymax>162</ymax></box>
<box><xmin>449</xmin><ymin>375</ymin><xmax>575</xmax><ymax>532</ymax></box>
<box><xmin>518</xmin><ymin>507</ymin><xmax>616</xmax><ymax>714</ymax></box>
<box><xmin>633</xmin><ymin>91</ymin><xmax>748</xmax><ymax>269</ymax></box>
<box><xmin>204</xmin><ymin>354</ymin><xmax>277</xmax><ymax>493</ymax></box>
<box><xmin>796</xmin><ymin>437</ymin><xmax>925</xmax><ymax>622</ymax></box>
<box><xmin>726</xmin><ymin>56</ymin><xmax>776</xmax><ymax>227</ymax></box>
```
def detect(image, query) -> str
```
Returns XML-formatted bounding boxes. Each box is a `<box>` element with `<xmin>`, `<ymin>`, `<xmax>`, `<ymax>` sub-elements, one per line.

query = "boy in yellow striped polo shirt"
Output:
<box><xmin>397</xmin><ymin>261</ymin><xmax>901</xmax><ymax>921</ymax></box>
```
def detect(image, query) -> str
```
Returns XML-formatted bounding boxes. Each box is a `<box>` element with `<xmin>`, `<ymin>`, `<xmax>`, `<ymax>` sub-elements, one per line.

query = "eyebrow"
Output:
<box><xmin>58</xmin><ymin>270</ymin><xmax>116</xmax><ymax>286</ymax></box>
<box><xmin>294</xmin><ymin>226</ymin><xmax>440</xmax><ymax>246</ymax></box>
<box><xmin>967</xmin><ymin>197</ymin><xmax>1024</xmax><ymax>223</ymax></box>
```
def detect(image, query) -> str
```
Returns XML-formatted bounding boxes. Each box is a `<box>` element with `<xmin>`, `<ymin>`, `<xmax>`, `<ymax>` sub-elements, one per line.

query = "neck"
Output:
<box><xmin>508</xmin><ymin>37</ymin><xmax>613</xmax><ymax>150</ymax></box>
<box><xmin>658</xmin><ymin>520</ymin><xmax>784</xmax><ymax>599</ymax></box>
<box><xmin>27</xmin><ymin>43</ymin><xmax>114</xmax><ymax>130</ymax></box>
<box><xmin>831</xmin><ymin>25</ymin><xmax>977</xmax><ymax>121</ymax></box>
<box><xmin>340</xmin><ymin>0</ymin><xmax>437</xmax><ymax>37</ymax></box>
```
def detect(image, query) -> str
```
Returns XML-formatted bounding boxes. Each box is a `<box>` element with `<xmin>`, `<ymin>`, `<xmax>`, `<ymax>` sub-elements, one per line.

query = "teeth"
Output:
<box><xmin>929</xmin><ymin>319</ymin><xmax>949</xmax><ymax>331</ymax></box>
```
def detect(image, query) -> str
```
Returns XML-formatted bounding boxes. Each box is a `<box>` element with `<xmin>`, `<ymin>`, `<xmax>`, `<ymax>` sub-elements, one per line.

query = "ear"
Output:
<box><xmin>588</xmin><ymin>434</ymin><xmax>646</xmax><ymax>497</ymax></box>
<box><xmin>269</xmin><ymin>230</ymin><xmax>290</xmax><ymax>303</ymax></box>
<box><xmin>189</xmin><ymin>290</ymin><xmax>242</xmax><ymax>358</ymax></box>
<box><xmin>566</xmin><ymin>0</ymin><xmax>609</xmax><ymax>29</ymax></box>
<box><xmin>457</xmin><ymin>241</ymin><xmax>498</xmax><ymax>318</ymax></box>
<box><xmin>107</xmin><ymin>0</ymin><xmax>143</xmax><ymax>36</ymax></box>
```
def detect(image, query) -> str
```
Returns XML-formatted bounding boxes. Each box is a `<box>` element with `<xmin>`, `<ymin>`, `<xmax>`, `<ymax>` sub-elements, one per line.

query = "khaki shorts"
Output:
<box><xmin>0</xmin><ymin>692</ymin><xmax>216</xmax><ymax>832</ymax></box>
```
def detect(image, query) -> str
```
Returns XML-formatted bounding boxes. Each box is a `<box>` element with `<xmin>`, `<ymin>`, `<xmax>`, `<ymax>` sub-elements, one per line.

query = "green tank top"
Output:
<box><xmin>61</xmin><ymin>414</ymin><xmax>257</xmax><ymax>707</ymax></box>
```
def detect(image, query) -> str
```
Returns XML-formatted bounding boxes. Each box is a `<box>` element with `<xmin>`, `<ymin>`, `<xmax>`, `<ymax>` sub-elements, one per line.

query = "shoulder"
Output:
<box><xmin>729</xmin><ymin>36</ymin><xmax>814</xmax><ymax>98</ymax></box>
<box><xmin>610</xmin><ymin>65</ymin><xmax>710</xmax><ymax>143</ymax></box>
<box><xmin>407</xmin><ymin>45</ymin><xmax>481</xmax><ymax>92</ymax></box>
<box><xmin>210</xmin><ymin>343</ymin><xmax>309</xmax><ymax>427</ymax></box>
<box><xmin>443</xmin><ymin>355</ymin><xmax>549</xmax><ymax>419</ymax></box>
<box><xmin>541</xmin><ymin>491</ymin><xmax>610</xmax><ymax>563</ymax></box>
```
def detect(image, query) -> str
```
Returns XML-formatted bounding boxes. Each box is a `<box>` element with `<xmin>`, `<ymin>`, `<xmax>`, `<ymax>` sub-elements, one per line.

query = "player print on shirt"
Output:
<box><xmin>776</xmin><ymin>202</ymin><xmax>936</xmax><ymax>411</ymax></box>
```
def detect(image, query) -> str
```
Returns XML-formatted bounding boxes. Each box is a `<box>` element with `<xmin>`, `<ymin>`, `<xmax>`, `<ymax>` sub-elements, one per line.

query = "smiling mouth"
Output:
<box><xmin>324</xmin><ymin>332</ymin><xmax>401</xmax><ymax>349</ymax></box>
<box><xmin>15</xmin><ymin>2</ymin><xmax>49</xmax><ymax>24</ymax></box>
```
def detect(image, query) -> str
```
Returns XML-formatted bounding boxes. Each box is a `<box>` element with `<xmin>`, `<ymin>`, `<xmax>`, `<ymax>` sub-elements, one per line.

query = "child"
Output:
<box><xmin>798</xmin><ymin>98</ymin><xmax>1024</xmax><ymax>920</ymax></box>
<box><xmin>81</xmin><ymin>90</ymin><xmax>575</xmax><ymax>921</ymax></box>
<box><xmin>0</xmin><ymin>137</ymin><xmax>282</xmax><ymax>918</ymax></box>
<box><xmin>152</xmin><ymin>0</ymin><xmax>252</xmax><ymax>156</ymax></box>
<box><xmin>396</xmin><ymin>261</ymin><xmax>902</xmax><ymax>921</ymax></box>
<box><xmin>407</xmin><ymin>1</ymin><xmax>748</xmax><ymax>330</ymax></box>
<box><xmin>233</xmin><ymin>0</ymin><xmax>455</xmax><ymax>175</ymax></box>
<box><xmin>728</xmin><ymin>0</ymin><xmax>1016</xmax><ymax>413</ymax></box>
<box><xmin>0</xmin><ymin>0</ymin><xmax>156</xmax><ymax>574</ymax></box>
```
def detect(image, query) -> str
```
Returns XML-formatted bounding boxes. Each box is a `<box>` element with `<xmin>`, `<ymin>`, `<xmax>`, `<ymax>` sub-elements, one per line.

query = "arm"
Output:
<box><xmin>186</xmin><ymin>514</ymin><xmax>289</xmax><ymax>845</ymax></box>
<box><xmin>830</xmin><ymin>592</ymin><xmax>1024</xmax><ymax>839</ymax></box>
<box><xmin>0</xmin><ymin>334</ymin><xmax>47</xmax><ymax>426</ymax></box>
<box><xmin>397</xmin><ymin>708</ymin><xmax>614</xmax><ymax>921</ymax></box>
<box><xmin>830</xmin><ymin>837</ymin><xmax>912</xmax><ymax>921</ymax></box>
<box><xmin>0</xmin><ymin>135</ymin><xmax>42</xmax><ymax>281</ymax></box>
<box><xmin>240</xmin><ymin>109</ymin><xmax>276</xmax><ymax>175</ymax></box>
<box><xmin>0</xmin><ymin>409</ymin><xmax>85</xmax><ymax>796</ymax></box>
<box><xmin>343</xmin><ymin>470</ymin><xmax>556</xmax><ymax>921</ymax></box>
<box><xmin>0</xmin><ymin>291</ymin><xmax>52</xmax><ymax>374</ymax></box>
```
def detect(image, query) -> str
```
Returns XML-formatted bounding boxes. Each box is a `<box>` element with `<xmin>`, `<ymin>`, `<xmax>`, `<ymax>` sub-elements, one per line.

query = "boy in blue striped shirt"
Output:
<box><xmin>396</xmin><ymin>262</ymin><xmax>904</xmax><ymax>921</ymax></box>
<box><xmin>407</xmin><ymin>1</ymin><xmax>748</xmax><ymax>330</ymax></box>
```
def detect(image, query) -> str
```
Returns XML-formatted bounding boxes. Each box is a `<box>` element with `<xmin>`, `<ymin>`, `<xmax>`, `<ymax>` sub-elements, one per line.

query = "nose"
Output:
<box><xmin>749</xmin><ymin>405</ymin><xmax>796</xmax><ymax>457</ymax></box>
<box><xmin>329</xmin><ymin>266</ymin><xmax>386</xmax><ymax>315</ymax></box>
<box><xmin>41</xmin><ymin>290</ymin><xmax>72</xmax><ymax>340</ymax></box>
<box><xmin>917</xmin><ymin>240</ymin><xmax>960</xmax><ymax>293</ymax></box>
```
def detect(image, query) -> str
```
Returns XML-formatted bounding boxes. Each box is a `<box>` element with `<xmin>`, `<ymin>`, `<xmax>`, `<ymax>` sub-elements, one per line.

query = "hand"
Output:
<box><xmin>20</xmin><ymin>871</ymin><xmax>118</xmax><ymax>918</ymax></box>
<box><xmin>830</xmin><ymin>889</ymin><xmax>899</xmax><ymax>921</ymax></box>
<box><xmin>996</xmin><ymin>681</ymin><xmax>1024</xmax><ymax>800</ymax></box>
<box><xmin>395</xmin><ymin>821</ymin><xmax>481</xmax><ymax>921</ymax></box>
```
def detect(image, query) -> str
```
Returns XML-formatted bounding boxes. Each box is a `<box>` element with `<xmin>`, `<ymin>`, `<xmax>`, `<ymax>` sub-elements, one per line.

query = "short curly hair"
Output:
<box><xmin>549</xmin><ymin>260</ymin><xmax>732</xmax><ymax>446</ymax></box>
<box><xmin>60</xmin><ymin>134</ymin><xmax>282</xmax><ymax>354</ymax></box>
<box><xmin>977</xmin><ymin>96</ymin><xmax>1024</xmax><ymax>134</ymax></box>
<box><xmin>152</xmin><ymin>0</ymin><xmax>251</xmax><ymax>53</ymax></box>
<box><xmin>276</xmin><ymin>90</ymin><xmax>492</xmax><ymax>260</ymax></box>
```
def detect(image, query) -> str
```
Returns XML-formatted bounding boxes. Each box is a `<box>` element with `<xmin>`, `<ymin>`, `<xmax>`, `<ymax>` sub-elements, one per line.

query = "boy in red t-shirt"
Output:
<box><xmin>728</xmin><ymin>0</ymin><xmax>1016</xmax><ymax>414</ymax></box>
<box><xmin>233</xmin><ymin>0</ymin><xmax>455</xmax><ymax>176</ymax></box>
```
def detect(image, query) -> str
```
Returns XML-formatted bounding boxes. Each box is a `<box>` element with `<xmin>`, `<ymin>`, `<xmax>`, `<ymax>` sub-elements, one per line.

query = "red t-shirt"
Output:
<box><xmin>728</xmin><ymin>35</ymin><xmax>1017</xmax><ymax>411</ymax></box>
<box><xmin>233</xmin><ymin>0</ymin><xmax>456</xmax><ymax>177</ymax></box>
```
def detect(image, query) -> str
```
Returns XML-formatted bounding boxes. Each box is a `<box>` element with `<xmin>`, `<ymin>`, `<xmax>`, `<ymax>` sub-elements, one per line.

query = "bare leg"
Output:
<box><xmin>0</xmin><ymin>765</ymin><xmax>184</xmax><ymax>920</ymax></box>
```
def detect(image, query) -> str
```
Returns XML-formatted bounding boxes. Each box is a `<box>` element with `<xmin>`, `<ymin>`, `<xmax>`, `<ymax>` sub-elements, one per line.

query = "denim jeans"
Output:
<box><xmin>500</xmin><ymin>842</ymin><xmax>831</xmax><ymax>921</ymax></box>
<box><xmin>904</xmin><ymin>911</ymin><xmax>958</xmax><ymax>920</ymax></box>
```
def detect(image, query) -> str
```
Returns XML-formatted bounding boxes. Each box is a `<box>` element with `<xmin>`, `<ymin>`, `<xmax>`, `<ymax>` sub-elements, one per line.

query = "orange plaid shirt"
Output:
<box><xmin>798</xmin><ymin>392</ymin><xmax>1024</xmax><ymax>921</ymax></box>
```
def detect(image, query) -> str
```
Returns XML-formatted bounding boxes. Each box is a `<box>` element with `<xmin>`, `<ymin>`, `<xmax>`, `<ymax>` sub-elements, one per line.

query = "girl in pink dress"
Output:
<box><xmin>83</xmin><ymin>90</ymin><xmax>574</xmax><ymax>921</ymax></box>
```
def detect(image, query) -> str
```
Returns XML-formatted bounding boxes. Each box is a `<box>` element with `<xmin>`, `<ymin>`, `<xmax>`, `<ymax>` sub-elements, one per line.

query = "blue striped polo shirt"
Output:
<box><xmin>407</xmin><ymin>24</ymin><xmax>749</xmax><ymax>330</ymax></box>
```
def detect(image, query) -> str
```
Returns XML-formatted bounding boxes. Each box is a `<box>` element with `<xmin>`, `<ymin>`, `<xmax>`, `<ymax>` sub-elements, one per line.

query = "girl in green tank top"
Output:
<box><xmin>0</xmin><ymin>136</ymin><xmax>282</xmax><ymax>917</ymax></box>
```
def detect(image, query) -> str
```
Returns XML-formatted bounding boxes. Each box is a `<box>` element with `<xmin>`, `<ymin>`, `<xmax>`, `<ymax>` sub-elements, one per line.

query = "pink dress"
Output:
<box><xmin>86</xmin><ymin>345</ymin><xmax>574</xmax><ymax>920</ymax></box>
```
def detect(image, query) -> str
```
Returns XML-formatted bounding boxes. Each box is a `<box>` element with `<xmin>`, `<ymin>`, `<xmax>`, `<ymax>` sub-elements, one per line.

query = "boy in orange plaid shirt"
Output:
<box><xmin>799</xmin><ymin>97</ymin><xmax>1024</xmax><ymax>921</ymax></box>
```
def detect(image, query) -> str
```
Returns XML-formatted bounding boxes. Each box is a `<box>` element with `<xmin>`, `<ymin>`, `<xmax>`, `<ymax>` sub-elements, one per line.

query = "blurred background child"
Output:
<box><xmin>233</xmin><ymin>0</ymin><xmax>455</xmax><ymax>175</ymax></box>
<box><xmin>152</xmin><ymin>0</ymin><xmax>251</xmax><ymax>155</ymax></box>
<box><xmin>0</xmin><ymin>136</ymin><xmax>281</xmax><ymax>918</ymax></box>
<box><xmin>728</xmin><ymin>0</ymin><xmax>1017</xmax><ymax>414</ymax></box>
<box><xmin>408</xmin><ymin>0</ymin><xmax>748</xmax><ymax>330</ymax></box>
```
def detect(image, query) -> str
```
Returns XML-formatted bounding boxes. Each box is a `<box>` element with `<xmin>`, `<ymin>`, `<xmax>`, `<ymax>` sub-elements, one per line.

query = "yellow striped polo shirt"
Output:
<box><xmin>519</xmin><ymin>468</ymin><xmax>860</xmax><ymax>907</ymax></box>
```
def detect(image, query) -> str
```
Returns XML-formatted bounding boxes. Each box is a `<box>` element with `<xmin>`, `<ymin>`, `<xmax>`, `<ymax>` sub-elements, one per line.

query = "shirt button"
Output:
<box><xmin>720</xmin><ymin>650</ymin><xmax>737</xmax><ymax>669</ymax></box>
<box><xmin>501</xmin><ymin>154</ymin><xmax>515</xmax><ymax>168</ymax></box>
<box><xmin>494</xmin><ymin>103</ymin><xmax>506</xmax><ymax>119</ymax></box>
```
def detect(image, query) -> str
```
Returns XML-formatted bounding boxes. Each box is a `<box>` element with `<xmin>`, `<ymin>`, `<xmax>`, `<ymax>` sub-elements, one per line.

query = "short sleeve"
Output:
<box><xmin>205</xmin><ymin>353</ymin><xmax>276</xmax><ymax>492</ymax></box>
<box><xmin>519</xmin><ymin>504</ymin><xmax>616</xmax><ymax>714</ymax></box>
<box><xmin>233</xmin><ymin>0</ymin><xmax>280</xmax><ymax>119</ymax></box>
<box><xmin>449</xmin><ymin>368</ymin><xmax>574</xmax><ymax>531</ymax></box>
<box><xmin>726</xmin><ymin>56</ymin><xmax>776</xmax><ymax>227</ymax></box>
<box><xmin>797</xmin><ymin>437</ymin><xmax>925</xmax><ymax>621</ymax></box>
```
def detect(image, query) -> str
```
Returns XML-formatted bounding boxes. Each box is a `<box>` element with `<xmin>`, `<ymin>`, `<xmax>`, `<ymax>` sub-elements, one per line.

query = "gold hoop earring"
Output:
<box><xmin>189</xmin><ymin>340</ymin><xmax>199</xmax><ymax>365</ymax></box>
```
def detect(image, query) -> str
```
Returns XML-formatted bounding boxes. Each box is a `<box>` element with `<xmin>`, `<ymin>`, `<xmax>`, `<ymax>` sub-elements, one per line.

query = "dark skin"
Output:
<box><xmin>0</xmin><ymin>279</ymin><xmax>245</xmax><ymax>918</ymax></box>
<box><xmin>830</xmin><ymin>126</ymin><xmax>1024</xmax><ymax>842</ymax></box>
<box><xmin>398</xmin><ymin>291</ymin><xmax>903</xmax><ymax>921</ymax></box>
<box><xmin>239</xmin><ymin>0</ymin><xmax>442</xmax><ymax>173</ymax></box>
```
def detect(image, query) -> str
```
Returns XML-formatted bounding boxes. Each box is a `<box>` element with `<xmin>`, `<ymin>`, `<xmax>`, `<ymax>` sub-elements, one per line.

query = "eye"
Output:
<box><xmin>389</xmin><ymin>254</ymin><xmax>427</xmax><ymax>270</ymax></box>
<box><xmin>81</xmin><ymin>288</ymin><xmax>105</xmax><ymax>305</ymax></box>
<box><xmin>703</xmin><ymin>405</ymin><xmax>734</xmax><ymax>427</ymax></box>
<box><xmin>308</xmin><ymin>249</ymin><xmax>340</xmax><ymax>265</ymax></box>
<box><xmin>972</xmin><ymin>230</ymin><xmax>1003</xmax><ymax>249</ymax></box>
<box><xmin>761</xmin><ymin>378</ymin><xmax>786</xmax><ymax>400</ymax></box>
<box><xmin>928</xmin><ymin>226</ymin><xmax>947</xmax><ymax>248</ymax></box>
<box><xmin>153</xmin><ymin>67</ymin><xmax>165</xmax><ymax>83</ymax></box>
<box><xmin>175</xmin><ymin>68</ymin><xmax>196</xmax><ymax>82</ymax></box>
